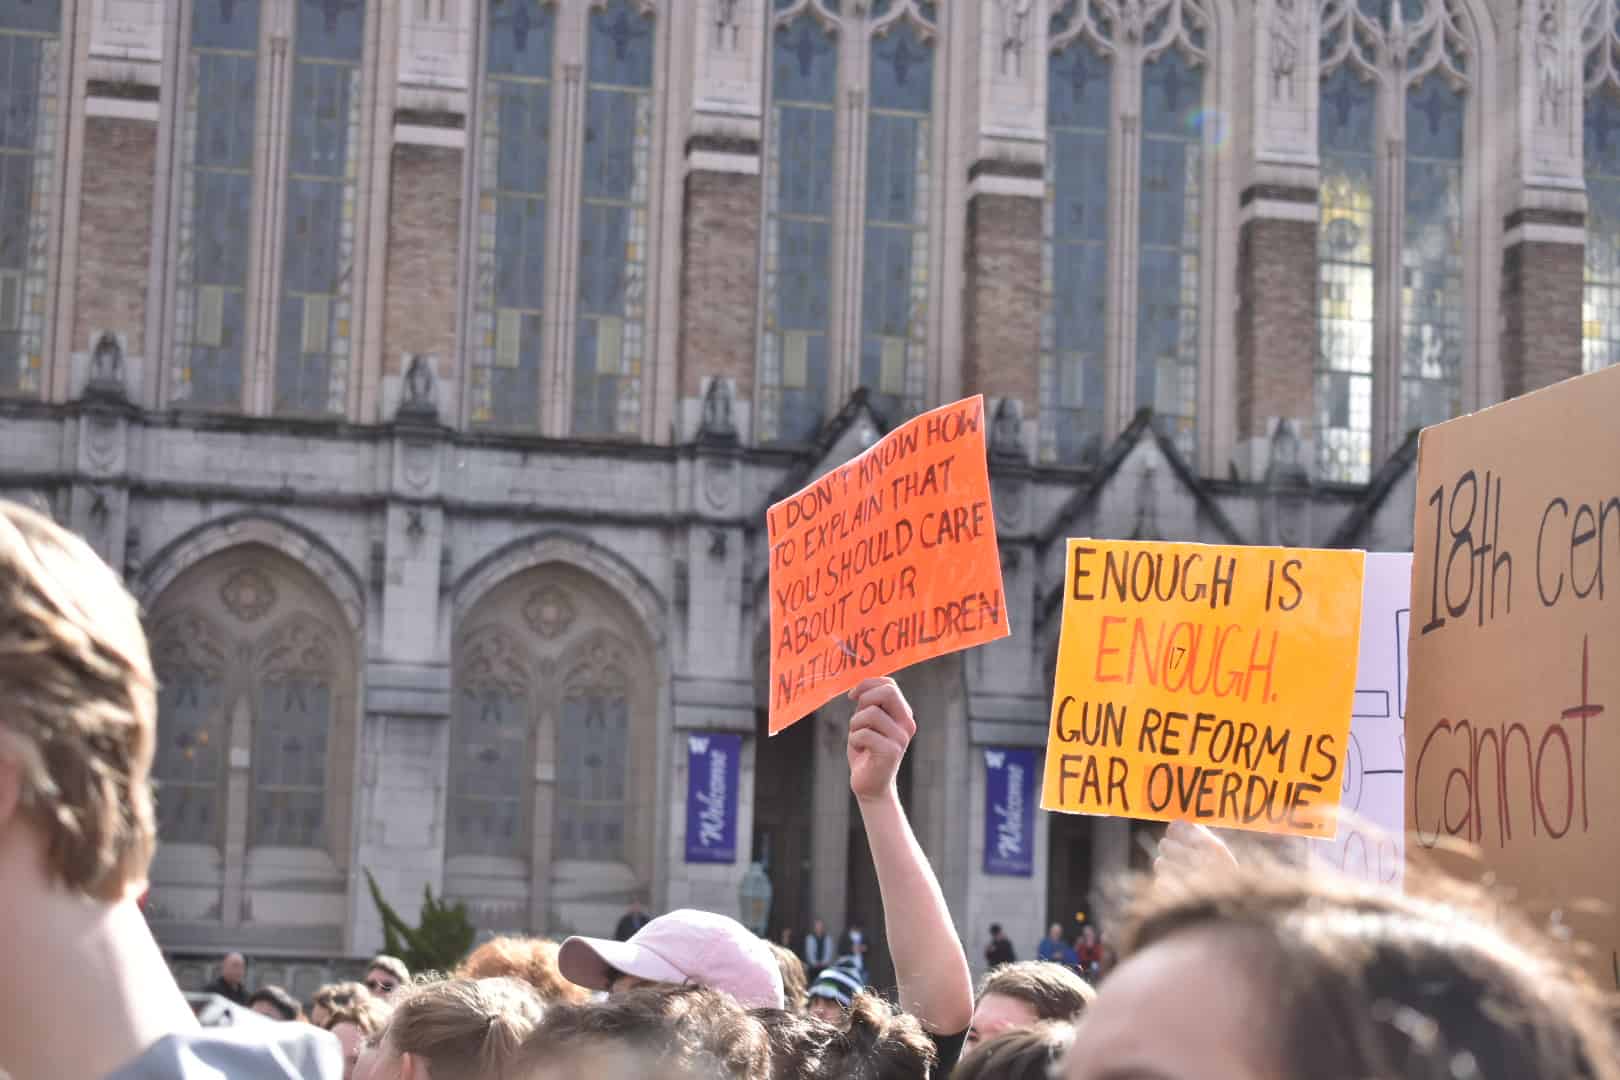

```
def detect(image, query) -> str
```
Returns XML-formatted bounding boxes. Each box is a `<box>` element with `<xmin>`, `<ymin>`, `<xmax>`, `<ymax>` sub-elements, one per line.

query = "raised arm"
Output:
<box><xmin>846</xmin><ymin>676</ymin><xmax>974</xmax><ymax>1036</ymax></box>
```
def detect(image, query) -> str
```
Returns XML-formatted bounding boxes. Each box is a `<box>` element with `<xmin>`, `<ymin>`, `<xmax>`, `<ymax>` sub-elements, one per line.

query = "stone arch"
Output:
<box><xmin>450</xmin><ymin>529</ymin><xmax>667</xmax><ymax>647</ymax></box>
<box><xmin>138</xmin><ymin>512</ymin><xmax>365</xmax><ymax>635</ymax></box>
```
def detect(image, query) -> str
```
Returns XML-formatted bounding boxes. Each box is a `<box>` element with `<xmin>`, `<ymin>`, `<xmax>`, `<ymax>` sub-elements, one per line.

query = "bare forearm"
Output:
<box><xmin>856</xmin><ymin>788</ymin><xmax>973</xmax><ymax>1034</ymax></box>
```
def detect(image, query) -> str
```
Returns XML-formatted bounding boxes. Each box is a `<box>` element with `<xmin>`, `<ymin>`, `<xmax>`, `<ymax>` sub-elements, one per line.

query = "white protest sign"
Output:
<box><xmin>1312</xmin><ymin>552</ymin><xmax>1411</xmax><ymax>886</ymax></box>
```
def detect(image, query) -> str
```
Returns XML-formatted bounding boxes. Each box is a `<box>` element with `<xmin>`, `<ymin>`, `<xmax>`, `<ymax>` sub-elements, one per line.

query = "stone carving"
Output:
<box><xmin>400</xmin><ymin>354</ymin><xmax>439</xmax><ymax>419</ymax></box>
<box><xmin>699</xmin><ymin>377</ymin><xmax>739</xmax><ymax>444</ymax></box>
<box><xmin>1265</xmin><ymin>418</ymin><xmax>1308</xmax><ymax>486</ymax></box>
<box><xmin>1537</xmin><ymin>0</ymin><xmax>1564</xmax><ymax>125</ymax></box>
<box><xmin>715</xmin><ymin>0</ymin><xmax>741</xmax><ymax>50</ymax></box>
<box><xmin>259</xmin><ymin>614</ymin><xmax>339</xmax><ymax>679</ymax></box>
<box><xmin>1130</xmin><ymin>461</ymin><xmax>1162</xmax><ymax>541</ymax></box>
<box><xmin>564</xmin><ymin>631</ymin><xmax>633</xmax><ymax>695</ymax></box>
<box><xmin>989</xmin><ymin>397</ymin><xmax>1025</xmax><ymax>462</ymax></box>
<box><xmin>87</xmin><ymin>331</ymin><xmax>126</xmax><ymax>398</ymax></box>
<box><xmin>151</xmin><ymin>610</ymin><xmax>232</xmax><ymax>678</ymax></box>
<box><xmin>220</xmin><ymin>567</ymin><xmax>279</xmax><ymax>624</ymax></box>
<box><xmin>523</xmin><ymin>585</ymin><xmax>577</xmax><ymax>639</ymax></box>
<box><xmin>461</xmin><ymin>626</ymin><xmax>533</xmax><ymax>695</ymax></box>
<box><xmin>1270</xmin><ymin>0</ymin><xmax>1299</xmax><ymax>102</ymax></box>
<box><xmin>997</xmin><ymin>0</ymin><xmax>1034</xmax><ymax>76</ymax></box>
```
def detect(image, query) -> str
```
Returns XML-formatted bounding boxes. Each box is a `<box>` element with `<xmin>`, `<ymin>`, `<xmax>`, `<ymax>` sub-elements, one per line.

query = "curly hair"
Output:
<box><xmin>383</xmin><ymin>976</ymin><xmax>544</xmax><ymax>1080</ymax></box>
<box><xmin>0</xmin><ymin>500</ymin><xmax>157</xmax><ymax>899</ymax></box>
<box><xmin>974</xmin><ymin>960</ymin><xmax>1095</xmax><ymax>1020</ymax></box>
<box><xmin>753</xmin><ymin>991</ymin><xmax>934</xmax><ymax>1080</ymax></box>
<box><xmin>765</xmin><ymin>941</ymin><xmax>808</xmax><ymax>1012</ymax></box>
<box><xmin>952</xmin><ymin>1023</ymin><xmax>1074</xmax><ymax>1080</ymax></box>
<box><xmin>456</xmin><ymin>935</ymin><xmax>590</xmax><ymax>1005</ymax></box>
<box><xmin>515</xmin><ymin>986</ymin><xmax>770</xmax><ymax>1080</ymax></box>
<box><xmin>321</xmin><ymin>992</ymin><xmax>393</xmax><ymax>1040</ymax></box>
<box><xmin>1110</xmin><ymin>859</ymin><xmax>1620</xmax><ymax>1080</ymax></box>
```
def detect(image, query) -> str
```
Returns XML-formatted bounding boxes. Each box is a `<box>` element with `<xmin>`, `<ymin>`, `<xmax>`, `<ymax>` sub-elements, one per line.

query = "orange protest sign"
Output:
<box><xmin>767</xmin><ymin>395</ymin><xmax>1009</xmax><ymax>734</ymax></box>
<box><xmin>1041</xmin><ymin>540</ymin><xmax>1365</xmax><ymax>837</ymax></box>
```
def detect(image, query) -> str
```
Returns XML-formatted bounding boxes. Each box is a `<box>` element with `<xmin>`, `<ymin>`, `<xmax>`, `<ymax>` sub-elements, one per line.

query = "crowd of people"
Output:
<box><xmin>2</xmin><ymin>498</ymin><xmax>1619</xmax><ymax>1080</ymax></box>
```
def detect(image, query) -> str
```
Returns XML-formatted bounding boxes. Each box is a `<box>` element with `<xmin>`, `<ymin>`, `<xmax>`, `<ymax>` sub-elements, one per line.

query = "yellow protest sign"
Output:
<box><xmin>1041</xmin><ymin>540</ymin><xmax>1365</xmax><ymax>837</ymax></box>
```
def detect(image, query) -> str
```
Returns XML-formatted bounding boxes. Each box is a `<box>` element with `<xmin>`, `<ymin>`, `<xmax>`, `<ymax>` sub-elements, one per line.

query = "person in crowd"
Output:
<box><xmin>752</xmin><ymin>991</ymin><xmax>934</xmax><ymax>1080</ymax></box>
<box><xmin>767</xmin><ymin>940</ymin><xmax>809</xmax><ymax>1013</ymax></box>
<box><xmin>952</xmin><ymin>1023</ymin><xmax>1074</xmax><ymax>1080</ymax></box>
<box><xmin>612</xmin><ymin>897</ymin><xmax>652</xmax><ymax>942</ymax></box>
<box><xmin>250</xmin><ymin>985</ymin><xmax>307</xmax><ymax>1023</ymax></box>
<box><xmin>321</xmin><ymin>995</ymin><xmax>392</xmax><ymax>1080</ymax></box>
<box><xmin>0</xmin><ymin>500</ymin><xmax>340</xmax><ymax>1078</ymax></box>
<box><xmin>837</xmin><ymin>920</ymin><xmax>870</xmax><ymax>979</ymax></box>
<box><xmin>801</xmin><ymin>918</ymin><xmax>834</xmax><ymax>979</ymax></box>
<box><xmin>513</xmin><ymin>985</ymin><xmax>771</xmax><ymax>1080</ymax></box>
<box><xmin>311</xmin><ymin>982</ymin><xmax>373</xmax><ymax>1030</ymax></box>
<box><xmin>983</xmin><ymin>924</ymin><xmax>1016</xmax><ymax>968</ymax></box>
<box><xmin>456</xmin><ymin>935</ymin><xmax>591</xmax><ymax>1005</ymax></box>
<box><xmin>364</xmin><ymin>955</ymin><xmax>409</xmax><ymax>999</ymax></box>
<box><xmin>804</xmin><ymin>957</ymin><xmax>865</xmax><ymax>1026</ymax></box>
<box><xmin>203</xmin><ymin>951</ymin><xmax>251</xmax><ymax>1007</ymax></box>
<box><xmin>1035</xmin><ymin>925</ymin><xmax>1076</xmax><ymax>967</ymax></box>
<box><xmin>1060</xmin><ymin>858</ymin><xmax>1620</xmax><ymax>1080</ymax></box>
<box><xmin>1072</xmin><ymin>925</ymin><xmax>1104</xmax><ymax>977</ymax></box>
<box><xmin>778</xmin><ymin>926</ymin><xmax>796</xmax><ymax>951</ymax></box>
<box><xmin>350</xmin><ymin>976</ymin><xmax>543</xmax><ymax>1080</ymax></box>
<box><xmin>558</xmin><ymin>906</ymin><xmax>786</xmax><ymax>1008</ymax></box>
<box><xmin>963</xmin><ymin>961</ymin><xmax>1094</xmax><ymax>1055</ymax></box>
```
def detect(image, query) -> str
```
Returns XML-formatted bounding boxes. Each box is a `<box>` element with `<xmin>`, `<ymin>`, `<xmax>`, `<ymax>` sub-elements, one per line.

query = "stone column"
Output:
<box><xmin>809</xmin><ymin>704</ymin><xmax>853</xmax><ymax>936</ymax></box>
<box><xmin>1501</xmin><ymin>215</ymin><xmax>1585</xmax><ymax>397</ymax></box>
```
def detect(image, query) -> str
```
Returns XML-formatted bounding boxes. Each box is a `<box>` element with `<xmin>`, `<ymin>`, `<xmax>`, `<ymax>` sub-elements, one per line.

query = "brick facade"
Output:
<box><xmin>1236</xmin><ymin>210</ymin><xmax>1317</xmax><ymax>442</ymax></box>
<box><xmin>679</xmin><ymin>168</ymin><xmax>760</xmax><ymax>399</ymax></box>
<box><xmin>73</xmin><ymin>116</ymin><xmax>155</xmax><ymax>359</ymax></box>
<box><xmin>1501</xmin><ymin>237</ymin><xmax>1584</xmax><ymax>398</ymax></box>
<box><xmin>963</xmin><ymin>192</ymin><xmax>1042</xmax><ymax>412</ymax></box>
<box><xmin>381</xmin><ymin>145</ymin><xmax>461</xmax><ymax>378</ymax></box>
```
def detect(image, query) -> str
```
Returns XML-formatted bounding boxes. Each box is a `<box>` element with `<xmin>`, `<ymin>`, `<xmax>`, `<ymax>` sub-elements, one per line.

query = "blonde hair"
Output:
<box><xmin>765</xmin><ymin>941</ymin><xmax>808</xmax><ymax>1012</ymax></box>
<box><xmin>385</xmin><ymin>977</ymin><xmax>544</xmax><ymax>1080</ymax></box>
<box><xmin>321</xmin><ymin>992</ymin><xmax>392</xmax><ymax>1039</ymax></box>
<box><xmin>0</xmin><ymin>500</ymin><xmax>157</xmax><ymax>899</ymax></box>
<box><xmin>456</xmin><ymin>936</ymin><xmax>590</xmax><ymax>1005</ymax></box>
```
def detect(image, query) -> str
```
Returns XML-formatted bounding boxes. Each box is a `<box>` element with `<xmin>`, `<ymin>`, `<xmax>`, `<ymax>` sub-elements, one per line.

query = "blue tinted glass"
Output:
<box><xmin>1406</xmin><ymin>76</ymin><xmax>1463</xmax><ymax>159</ymax></box>
<box><xmin>192</xmin><ymin>0</ymin><xmax>262</xmax><ymax>51</ymax></box>
<box><xmin>1142</xmin><ymin>46</ymin><xmax>1199</xmax><ymax>136</ymax></box>
<box><xmin>0</xmin><ymin>34</ymin><xmax>43</xmax><ymax>151</ymax></box>
<box><xmin>871</xmin><ymin>20</ymin><xmax>931</xmax><ymax>113</ymax></box>
<box><xmin>1048</xmin><ymin>35</ymin><xmax>1109</xmax><ymax>128</ymax></box>
<box><xmin>295</xmin><ymin>0</ymin><xmax>363</xmax><ymax>61</ymax></box>
<box><xmin>495</xmin><ymin>79</ymin><xmax>549</xmax><ymax>195</ymax></box>
<box><xmin>488</xmin><ymin>0</ymin><xmax>554</xmax><ymax>79</ymax></box>
<box><xmin>588</xmin><ymin>0</ymin><xmax>655</xmax><ymax>88</ymax></box>
<box><xmin>1400</xmin><ymin>75</ymin><xmax>1463</xmax><ymax>432</ymax></box>
<box><xmin>773</xmin><ymin>14</ymin><xmax>837</xmax><ymax>103</ymax></box>
<box><xmin>154</xmin><ymin>675</ymin><xmax>225</xmax><ymax>846</ymax></box>
<box><xmin>1320</xmin><ymin>65</ymin><xmax>1375</xmax><ymax>157</ymax></box>
<box><xmin>1585</xmin><ymin>88</ymin><xmax>1620</xmax><ymax>373</ymax></box>
<box><xmin>286</xmin><ymin>60</ymin><xmax>353</xmax><ymax>179</ymax></box>
<box><xmin>866</xmin><ymin>111</ymin><xmax>920</xmax><ymax>224</ymax></box>
<box><xmin>194</xmin><ymin>51</ymin><xmax>258</xmax><ymax>170</ymax></box>
<box><xmin>253</xmin><ymin>681</ymin><xmax>329</xmax><ymax>849</ymax></box>
<box><xmin>449</xmin><ymin>686</ymin><xmax>530</xmax><ymax>859</ymax></box>
<box><xmin>0</xmin><ymin>1</ymin><xmax>60</xmax><ymax>34</ymax></box>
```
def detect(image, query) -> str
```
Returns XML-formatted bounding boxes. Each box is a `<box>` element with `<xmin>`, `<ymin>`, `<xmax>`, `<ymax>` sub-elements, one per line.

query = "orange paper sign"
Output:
<box><xmin>767</xmin><ymin>395</ymin><xmax>1009</xmax><ymax>734</ymax></box>
<box><xmin>1041</xmin><ymin>540</ymin><xmax>1365</xmax><ymax>837</ymax></box>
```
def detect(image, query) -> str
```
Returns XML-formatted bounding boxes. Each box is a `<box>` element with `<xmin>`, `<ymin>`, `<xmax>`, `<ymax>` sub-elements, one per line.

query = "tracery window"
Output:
<box><xmin>1040</xmin><ymin>0</ymin><xmax>1211</xmax><ymax>466</ymax></box>
<box><xmin>757</xmin><ymin>0</ymin><xmax>939</xmax><ymax>444</ymax></box>
<box><xmin>0</xmin><ymin>0</ymin><xmax>61</xmax><ymax>398</ymax></box>
<box><xmin>1584</xmin><ymin>0</ymin><xmax>1620</xmax><ymax>373</ymax></box>
<box><xmin>556</xmin><ymin>634</ymin><xmax>631</xmax><ymax>861</ymax></box>
<box><xmin>1316</xmin><ymin>0</ymin><xmax>1474</xmax><ymax>483</ymax></box>
<box><xmin>448</xmin><ymin>629</ymin><xmax>534</xmax><ymax>858</ymax></box>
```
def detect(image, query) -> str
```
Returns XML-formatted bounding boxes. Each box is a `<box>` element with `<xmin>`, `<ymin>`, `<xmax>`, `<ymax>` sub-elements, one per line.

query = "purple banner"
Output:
<box><xmin>983</xmin><ymin>747</ymin><xmax>1036</xmax><ymax>877</ymax></box>
<box><xmin>684</xmin><ymin>732</ymin><xmax>741</xmax><ymax>864</ymax></box>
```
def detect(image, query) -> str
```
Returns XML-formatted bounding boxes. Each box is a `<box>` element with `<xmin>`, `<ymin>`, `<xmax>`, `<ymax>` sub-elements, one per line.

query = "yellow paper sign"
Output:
<box><xmin>1041</xmin><ymin>540</ymin><xmax>1365</xmax><ymax>837</ymax></box>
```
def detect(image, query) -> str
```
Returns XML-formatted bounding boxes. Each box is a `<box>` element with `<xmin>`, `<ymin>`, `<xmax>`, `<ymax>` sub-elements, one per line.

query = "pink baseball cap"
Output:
<box><xmin>558</xmin><ymin>908</ymin><xmax>785</xmax><ymax>1010</ymax></box>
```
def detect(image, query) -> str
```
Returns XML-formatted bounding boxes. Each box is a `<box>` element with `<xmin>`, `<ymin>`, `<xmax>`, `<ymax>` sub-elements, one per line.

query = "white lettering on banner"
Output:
<box><xmin>697</xmin><ymin>749</ymin><xmax>729</xmax><ymax>847</ymax></box>
<box><xmin>994</xmin><ymin>762</ymin><xmax>1026</xmax><ymax>861</ymax></box>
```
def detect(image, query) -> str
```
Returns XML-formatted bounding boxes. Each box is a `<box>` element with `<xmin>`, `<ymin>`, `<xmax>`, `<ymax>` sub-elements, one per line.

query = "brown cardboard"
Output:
<box><xmin>1406</xmin><ymin>363</ymin><xmax>1620</xmax><ymax>989</ymax></box>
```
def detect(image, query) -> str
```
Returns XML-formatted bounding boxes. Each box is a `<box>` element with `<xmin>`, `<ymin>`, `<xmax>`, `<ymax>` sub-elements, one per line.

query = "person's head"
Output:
<box><xmin>1046</xmin><ymin>923</ymin><xmax>1062</xmax><ymax>942</ymax></box>
<box><xmin>557</xmin><ymin>908</ymin><xmax>785</xmax><ymax>1009</ymax></box>
<box><xmin>1062</xmin><ymin>861</ymin><xmax>1620</xmax><ymax>1080</ymax></box>
<box><xmin>322</xmin><ymin>993</ymin><xmax>392</xmax><ymax>1080</ymax></box>
<box><xmin>0</xmin><ymin>501</ymin><xmax>157</xmax><ymax>906</ymax></box>
<box><xmin>311</xmin><ymin>981</ymin><xmax>373</xmax><ymax>1030</ymax></box>
<box><xmin>988</xmin><ymin>923</ymin><xmax>1004</xmax><ymax>941</ymax></box>
<box><xmin>1078</xmin><ymin>925</ymin><xmax>1097</xmax><ymax>946</ymax></box>
<box><xmin>627</xmin><ymin>898</ymin><xmax>644</xmax><ymax>915</ymax></box>
<box><xmin>809</xmin><ymin>991</ymin><xmax>933</xmax><ymax>1080</ymax></box>
<box><xmin>513</xmin><ymin>985</ymin><xmax>770</xmax><ymax>1080</ymax></box>
<box><xmin>965</xmin><ymin>960</ymin><xmax>1095</xmax><ymax>1054</ymax></box>
<box><xmin>812</xmin><ymin>919</ymin><xmax>825</xmax><ymax>935</ymax></box>
<box><xmin>955</xmin><ymin>1023</ymin><xmax>1075</xmax><ymax>1080</ymax></box>
<box><xmin>366</xmin><ymin>956</ymin><xmax>409</xmax><ymax>998</ymax></box>
<box><xmin>354</xmin><ymin>976</ymin><xmax>542</xmax><ymax>1080</ymax></box>
<box><xmin>766</xmin><ymin>941</ymin><xmax>807</xmax><ymax>1013</ymax></box>
<box><xmin>248</xmin><ymin>984</ymin><xmax>303</xmax><ymax>1022</ymax></box>
<box><xmin>219</xmin><ymin>951</ymin><xmax>246</xmax><ymax>988</ymax></box>
<box><xmin>804</xmin><ymin>960</ymin><xmax>863</xmax><ymax>1027</ymax></box>
<box><xmin>456</xmin><ymin>935</ymin><xmax>590</xmax><ymax>1005</ymax></box>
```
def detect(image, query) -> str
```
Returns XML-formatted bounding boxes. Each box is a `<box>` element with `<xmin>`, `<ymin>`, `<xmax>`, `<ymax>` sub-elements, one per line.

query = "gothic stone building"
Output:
<box><xmin>0</xmin><ymin>0</ymin><xmax>1608</xmax><ymax>996</ymax></box>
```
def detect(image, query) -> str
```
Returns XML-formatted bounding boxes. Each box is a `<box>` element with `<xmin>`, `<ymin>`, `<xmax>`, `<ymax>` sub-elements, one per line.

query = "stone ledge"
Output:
<box><xmin>673</xmin><ymin>704</ymin><xmax>755</xmax><ymax>733</ymax></box>
<box><xmin>672</xmin><ymin>676</ymin><xmax>754</xmax><ymax>709</ymax></box>
<box><xmin>365</xmin><ymin>661</ymin><xmax>453</xmax><ymax>718</ymax></box>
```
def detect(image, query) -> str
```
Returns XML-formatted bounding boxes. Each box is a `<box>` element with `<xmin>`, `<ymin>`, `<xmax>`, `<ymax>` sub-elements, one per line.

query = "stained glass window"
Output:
<box><xmin>759</xmin><ymin>13</ymin><xmax>838</xmax><ymax>445</ymax></box>
<box><xmin>253</xmin><ymin>679</ymin><xmax>330</xmax><ymax>848</ymax></box>
<box><xmin>859</xmin><ymin>20</ymin><xmax>933</xmax><ymax>424</ymax></box>
<box><xmin>1136</xmin><ymin>48</ymin><xmax>1203</xmax><ymax>460</ymax></box>
<box><xmin>1316</xmin><ymin>66</ymin><xmax>1377</xmax><ymax>483</ymax></box>
<box><xmin>471</xmin><ymin>0</ymin><xmax>555</xmax><ymax>429</ymax></box>
<box><xmin>173</xmin><ymin>0</ymin><xmax>260</xmax><ymax>408</ymax></box>
<box><xmin>1585</xmin><ymin>88</ymin><xmax>1620</xmax><ymax>373</ymax></box>
<box><xmin>154</xmin><ymin>673</ymin><xmax>226</xmax><ymax>846</ymax></box>
<box><xmin>1400</xmin><ymin>76</ymin><xmax>1464</xmax><ymax>435</ymax></box>
<box><xmin>574</xmin><ymin>0</ymin><xmax>655</xmax><ymax>437</ymax></box>
<box><xmin>556</xmin><ymin>691</ymin><xmax>628</xmax><ymax>861</ymax></box>
<box><xmin>274</xmin><ymin>0</ymin><xmax>366</xmax><ymax>415</ymax></box>
<box><xmin>0</xmin><ymin>1</ymin><xmax>60</xmax><ymax>397</ymax></box>
<box><xmin>448</xmin><ymin>687</ymin><xmax>530</xmax><ymax>858</ymax></box>
<box><xmin>1042</xmin><ymin>37</ymin><xmax>1110</xmax><ymax>466</ymax></box>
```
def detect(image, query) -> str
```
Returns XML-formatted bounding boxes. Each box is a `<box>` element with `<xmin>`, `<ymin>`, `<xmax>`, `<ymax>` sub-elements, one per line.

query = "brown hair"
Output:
<box><xmin>312</xmin><ymin>981</ymin><xmax>372</xmax><ymax>1017</ymax></box>
<box><xmin>1115</xmin><ymin>860</ymin><xmax>1620</xmax><ymax>1080</ymax></box>
<box><xmin>0</xmin><ymin>500</ymin><xmax>157</xmax><ymax>899</ymax></box>
<box><xmin>457</xmin><ymin>936</ymin><xmax>590</xmax><ymax>1005</ymax></box>
<box><xmin>322</xmin><ymin>992</ymin><xmax>392</xmax><ymax>1039</ymax></box>
<box><xmin>515</xmin><ymin>985</ymin><xmax>770</xmax><ymax>1079</ymax></box>
<box><xmin>809</xmin><ymin>991</ymin><xmax>934</xmax><ymax>1080</ymax></box>
<box><xmin>765</xmin><ymin>941</ymin><xmax>808</xmax><ymax>1012</ymax></box>
<box><xmin>952</xmin><ymin>1023</ymin><xmax>1074</xmax><ymax>1080</ymax></box>
<box><xmin>975</xmin><ymin>960</ymin><xmax>1095</xmax><ymax>1021</ymax></box>
<box><xmin>383</xmin><ymin>976</ymin><xmax>543</xmax><ymax>1080</ymax></box>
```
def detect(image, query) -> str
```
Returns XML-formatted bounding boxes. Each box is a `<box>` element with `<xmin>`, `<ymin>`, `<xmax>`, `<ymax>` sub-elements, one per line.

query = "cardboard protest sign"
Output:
<box><xmin>1041</xmin><ymin>540</ymin><xmax>1365</xmax><ymax>837</ymax></box>
<box><xmin>767</xmin><ymin>395</ymin><xmax>1008</xmax><ymax>734</ymax></box>
<box><xmin>1312</xmin><ymin>552</ymin><xmax>1411</xmax><ymax>885</ymax></box>
<box><xmin>1406</xmin><ymin>363</ymin><xmax>1620</xmax><ymax>987</ymax></box>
